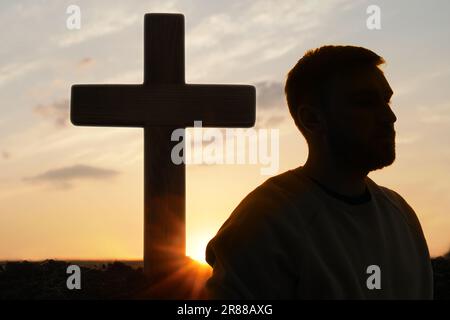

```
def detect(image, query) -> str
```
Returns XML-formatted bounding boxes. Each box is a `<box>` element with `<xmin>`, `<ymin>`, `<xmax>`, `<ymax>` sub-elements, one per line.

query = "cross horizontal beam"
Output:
<box><xmin>71</xmin><ymin>84</ymin><xmax>255</xmax><ymax>127</ymax></box>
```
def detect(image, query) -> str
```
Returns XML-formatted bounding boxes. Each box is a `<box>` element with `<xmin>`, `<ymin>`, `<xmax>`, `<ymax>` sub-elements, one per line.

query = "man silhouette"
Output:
<box><xmin>205</xmin><ymin>45</ymin><xmax>433</xmax><ymax>299</ymax></box>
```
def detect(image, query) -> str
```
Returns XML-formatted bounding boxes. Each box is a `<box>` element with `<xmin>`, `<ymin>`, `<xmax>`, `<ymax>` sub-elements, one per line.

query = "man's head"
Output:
<box><xmin>285</xmin><ymin>45</ymin><xmax>397</xmax><ymax>173</ymax></box>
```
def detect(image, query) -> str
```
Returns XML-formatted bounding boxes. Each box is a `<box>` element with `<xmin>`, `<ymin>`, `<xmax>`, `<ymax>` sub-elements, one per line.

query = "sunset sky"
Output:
<box><xmin>1</xmin><ymin>0</ymin><xmax>449</xmax><ymax>263</ymax></box>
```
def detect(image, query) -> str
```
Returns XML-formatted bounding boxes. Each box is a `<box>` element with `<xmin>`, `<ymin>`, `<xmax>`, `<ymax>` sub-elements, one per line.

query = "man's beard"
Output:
<box><xmin>326</xmin><ymin>132</ymin><xmax>396</xmax><ymax>173</ymax></box>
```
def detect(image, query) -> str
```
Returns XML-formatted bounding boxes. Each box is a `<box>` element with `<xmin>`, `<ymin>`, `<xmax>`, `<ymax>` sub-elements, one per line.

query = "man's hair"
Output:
<box><xmin>284</xmin><ymin>45</ymin><xmax>385</xmax><ymax>138</ymax></box>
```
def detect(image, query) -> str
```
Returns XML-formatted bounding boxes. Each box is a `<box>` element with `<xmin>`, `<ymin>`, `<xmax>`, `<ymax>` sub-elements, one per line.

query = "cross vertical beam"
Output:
<box><xmin>143</xmin><ymin>14</ymin><xmax>185</xmax><ymax>279</ymax></box>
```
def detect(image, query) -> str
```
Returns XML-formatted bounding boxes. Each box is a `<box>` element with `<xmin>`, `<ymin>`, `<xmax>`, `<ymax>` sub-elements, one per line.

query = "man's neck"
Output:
<box><xmin>302</xmin><ymin>155</ymin><xmax>368</xmax><ymax>197</ymax></box>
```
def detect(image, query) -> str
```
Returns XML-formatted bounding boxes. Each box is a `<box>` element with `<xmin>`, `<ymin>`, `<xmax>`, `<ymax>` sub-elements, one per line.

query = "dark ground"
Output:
<box><xmin>0</xmin><ymin>257</ymin><xmax>211</xmax><ymax>299</ymax></box>
<box><xmin>0</xmin><ymin>254</ymin><xmax>449</xmax><ymax>299</ymax></box>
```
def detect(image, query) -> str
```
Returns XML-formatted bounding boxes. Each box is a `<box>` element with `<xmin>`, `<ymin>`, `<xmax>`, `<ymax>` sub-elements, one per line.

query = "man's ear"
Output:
<box><xmin>296</xmin><ymin>105</ymin><xmax>325</xmax><ymax>135</ymax></box>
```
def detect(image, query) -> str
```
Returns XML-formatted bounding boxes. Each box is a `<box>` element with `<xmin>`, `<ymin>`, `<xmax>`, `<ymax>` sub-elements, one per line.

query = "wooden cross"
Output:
<box><xmin>70</xmin><ymin>13</ymin><xmax>255</xmax><ymax>281</ymax></box>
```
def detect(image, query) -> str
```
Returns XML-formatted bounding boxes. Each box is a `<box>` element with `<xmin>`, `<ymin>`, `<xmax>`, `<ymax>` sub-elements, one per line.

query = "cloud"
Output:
<box><xmin>77</xmin><ymin>57</ymin><xmax>95</xmax><ymax>69</ymax></box>
<box><xmin>420</xmin><ymin>114</ymin><xmax>450</xmax><ymax>124</ymax></box>
<box><xmin>33</xmin><ymin>99</ymin><xmax>69</xmax><ymax>128</ymax></box>
<box><xmin>396</xmin><ymin>133</ymin><xmax>421</xmax><ymax>145</ymax></box>
<box><xmin>254</xmin><ymin>114</ymin><xmax>287</xmax><ymax>130</ymax></box>
<box><xmin>56</xmin><ymin>12</ymin><xmax>139</xmax><ymax>47</ymax></box>
<box><xmin>262</xmin><ymin>115</ymin><xmax>286</xmax><ymax>127</ymax></box>
<box><xmin>101</xmin><ymin>70</ymin><xmax>142</xmax><ymax>84</ymax></box>
<box><xmin>186</xmin><ymin>0</ymin><xmax>353</xmax><ymax>80</ymax></box>
<box><xmin>253</xmin><ymin>81</ymin><xmax>288</xmax><ymax>128</ymax></box>
<box><xmin>255</xmin><ymin>81</ymin><xmax>285</xmax><ymax>110</ymax></box>
<box><xmin>394</xmin><ymin>66</ymin><xmax>450</xmax><ymax>98</ymax></box>
<box><xmin>0</xmin><ymin>60</ymin><xmax>41</xmax><ymax>87</ymax></box>
<box><xmin>23</xmin><ymin>164</ymin><xmax>119</xmax><ymax>189</ymax></box>
<box><xmin>417</xmin><ymin>103</ymin><xmax>450</xmax><ymax>124</ymax></box>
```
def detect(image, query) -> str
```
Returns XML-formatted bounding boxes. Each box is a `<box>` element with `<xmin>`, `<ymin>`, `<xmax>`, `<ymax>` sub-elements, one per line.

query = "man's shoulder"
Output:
<box><xmin>206</xmin><ymin>169</ymin><xmax>310</xmax><ymax>266</ymax></box>
<box><xmin>369</xmin><ymin>179</ymin><xmax>430</xmax><ymax>260</ymax></box>
<box><xmin>261</xmin><ymin>167</ymin><xmax>316</xmax><ymax>198</ymax></box>
<box><xmin>370</xmin><ymin>180</ymin><xmax>412</xmax><ymax>211</ymax></box>
<box><xmin>220</xmin><ymin>169</ymin><xmax>313</xmax><ymax>228</ymax></box>
<box><xmin>369</xmin><ymin>179</ymin><xmax>422</xmax><ymax>228</ymax></box>
<box><xmin>246</xmin><ymin>168</ymin><xmax>312</xmax><ymax>208</ymax></box>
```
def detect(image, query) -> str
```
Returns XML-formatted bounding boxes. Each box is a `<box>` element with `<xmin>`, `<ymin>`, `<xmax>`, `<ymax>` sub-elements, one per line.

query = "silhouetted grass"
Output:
<box><xmin>0</xmin><ymin>254</ymin><xmax>449</xmax><ymax>299</ymax></box>
<box><xmin>431</xmin><ymin>251</ymin><xmax>450</xmax><ymax>300</ymax></box>
<box><xmin>0</xmin><ymin>260</ymin><xmax>149</xmax><ymax>299</ymax></box>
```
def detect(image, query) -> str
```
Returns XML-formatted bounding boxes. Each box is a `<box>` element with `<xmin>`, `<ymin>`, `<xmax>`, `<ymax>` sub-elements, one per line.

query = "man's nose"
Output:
<box><xmin>381</xmin><ymin>103</ymin><xmax>397</xmax><ymax>124</ymax></box>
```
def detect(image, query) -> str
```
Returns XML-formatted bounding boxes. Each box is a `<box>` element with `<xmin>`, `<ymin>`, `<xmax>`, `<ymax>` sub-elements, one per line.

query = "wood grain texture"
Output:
<box><xmin>71</xmin><ymin>84</ymin><xmax>255</xmax><ymax>127</ymax></box>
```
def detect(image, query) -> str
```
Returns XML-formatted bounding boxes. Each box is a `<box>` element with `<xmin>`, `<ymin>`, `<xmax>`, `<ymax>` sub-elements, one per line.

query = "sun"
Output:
<box><xmin>186</xmin><ymin>236</ymin><xmax>210</xmax><ymax>265</ymax></box>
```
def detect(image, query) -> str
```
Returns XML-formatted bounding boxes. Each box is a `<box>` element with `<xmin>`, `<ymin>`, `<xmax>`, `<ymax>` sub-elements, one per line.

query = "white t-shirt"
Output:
<box><xmin>205</xmin><ymin>166</ymin><xmax>433</xmax><ymax>299</ymax></box>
